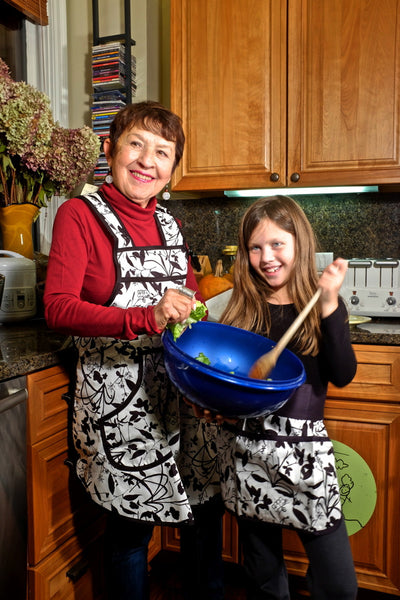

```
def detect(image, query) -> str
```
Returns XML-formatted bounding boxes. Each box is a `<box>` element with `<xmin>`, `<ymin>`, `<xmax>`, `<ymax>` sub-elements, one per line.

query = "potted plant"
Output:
<box><xmin>0</xmin><ymin>58</ymin><xmax>100</xmax><ymax>258</ymax></box>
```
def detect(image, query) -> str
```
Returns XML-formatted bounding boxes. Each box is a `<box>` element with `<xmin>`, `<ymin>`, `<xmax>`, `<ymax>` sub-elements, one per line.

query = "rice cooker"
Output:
<box><xmin>0</xmin><ymin>250</ymin><xmax>36</xmax><ymax>323</ymax></box>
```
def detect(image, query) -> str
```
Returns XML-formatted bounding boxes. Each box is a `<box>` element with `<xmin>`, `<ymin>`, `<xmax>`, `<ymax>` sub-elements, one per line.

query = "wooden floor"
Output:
<box><xmin>149</xmin><ymin>551</ymin><xmax>399</xmax><ymax>600</ymax></box>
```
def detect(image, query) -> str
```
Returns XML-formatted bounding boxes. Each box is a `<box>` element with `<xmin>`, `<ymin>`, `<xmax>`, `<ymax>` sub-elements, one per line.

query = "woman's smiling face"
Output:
<box><xmin>104</xmin><ymin>125</ymin><xmax>176</xmax><ymax>207</ymax></box>
<box><xmin>248</xmin><ymin>218</ymin><xmax>296</xmax><ymax>298</ymax></box>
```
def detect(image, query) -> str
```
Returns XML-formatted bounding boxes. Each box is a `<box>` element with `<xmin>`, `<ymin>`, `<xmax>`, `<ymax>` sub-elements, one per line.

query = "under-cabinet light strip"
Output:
<box><xmin>224</xmin><ymin>186</ymin><xmax>379</xmax><ymax>197</ymax></box>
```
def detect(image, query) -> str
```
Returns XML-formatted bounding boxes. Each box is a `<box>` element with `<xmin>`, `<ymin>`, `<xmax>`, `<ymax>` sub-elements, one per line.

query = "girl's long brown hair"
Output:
<box><xmin>220</xmin><ymin>196</ymin><xmax>321</xmax><ymax>355</ymax></box>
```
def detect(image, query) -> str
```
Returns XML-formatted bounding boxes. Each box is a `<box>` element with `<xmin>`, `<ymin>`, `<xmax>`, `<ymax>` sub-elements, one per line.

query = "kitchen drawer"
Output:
<box><xmin>27</xmin><ymin>427</ymin><xmax>103</xmax><ymax>565</ymax></box>
<box><xmin>328</xmin><ymin>345</ymin><xmax>400</xmax><ymax>403</ymax></box>
<box><xmin>28</xmin><ymin>523</ymin><xmax>105</xmax><ymax>600</ymax></box>
<box><xmin>27</xmin><ymin>365</ymin><xmax>70</xmax><ymax>444</ymax></box>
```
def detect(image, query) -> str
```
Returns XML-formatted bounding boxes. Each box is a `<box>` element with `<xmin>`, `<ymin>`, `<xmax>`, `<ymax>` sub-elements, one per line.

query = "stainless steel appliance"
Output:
<box><xmin>0</xmin><ymin>375</ymin><xmax>27</xmax><ymax>600</ymax></box>
<box><xmin>340</xmin><ymin>258</ymin><xmax>400</xmax><ymax>317</ymax></box>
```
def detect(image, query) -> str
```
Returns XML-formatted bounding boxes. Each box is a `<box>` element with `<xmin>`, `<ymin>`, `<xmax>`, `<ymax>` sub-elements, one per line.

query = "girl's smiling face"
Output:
<box><xmin>248</xmin><ymin>218</ymin><xmax>296</xmax><ymax>301</ymax></box>
<box><xmin>103</xmin><ymin>125</ymin><xmax>176</xmax><ymax>207</ymax></box>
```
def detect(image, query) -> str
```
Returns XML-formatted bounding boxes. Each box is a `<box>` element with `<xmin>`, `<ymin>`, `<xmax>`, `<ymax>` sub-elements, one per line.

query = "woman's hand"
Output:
<box><xmin>318</xmin><ymin>257</ymin><xmax>348</xmax><ymax>318</ymax></box>
<box><xmin>183</xmin><ymin>398</ymin><xmax>238</xmax><ymax>426</ymax></box>
<box><xmin>153</xmin><ymin>288</ymin><xmax>196</xmax><ymax>331</ymax></box>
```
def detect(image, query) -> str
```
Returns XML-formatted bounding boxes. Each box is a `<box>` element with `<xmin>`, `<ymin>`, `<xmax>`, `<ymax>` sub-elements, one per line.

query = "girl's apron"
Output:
<box><xmin>72</xmin><ymin>192</ymin><xmax>198</xmax><ymax>524</ymax></box>
<box><xmin>217</xmin><ymin>385</ymin><xmax>342</xmax><ymax>534</ymax></box>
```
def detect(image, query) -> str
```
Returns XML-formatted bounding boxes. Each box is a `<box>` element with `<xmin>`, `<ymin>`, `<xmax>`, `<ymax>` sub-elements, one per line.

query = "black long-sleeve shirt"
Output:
<box><xmin>266</xmin><ymin>298</ymin><xmax>357</xmax><ymax>421</ymax></box>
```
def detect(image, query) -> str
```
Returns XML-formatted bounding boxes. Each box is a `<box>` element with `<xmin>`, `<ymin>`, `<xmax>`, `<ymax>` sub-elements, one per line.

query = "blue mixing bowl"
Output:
<box><xmin>162</xmin><ymin>321</ymin><xmax>306</xmax><ymax>418</ymax></box>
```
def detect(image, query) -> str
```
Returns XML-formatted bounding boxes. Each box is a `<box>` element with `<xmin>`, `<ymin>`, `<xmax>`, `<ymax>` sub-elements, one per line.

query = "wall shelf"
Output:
<box><xmin>91</xmin><ymin>0</ymin><xmax>137</xmax><ymax>185</ymax></box>
<box><xmin>92</xmin><ymin>0</ymin><xmax>135</xmax><ymax>103</ymax></box>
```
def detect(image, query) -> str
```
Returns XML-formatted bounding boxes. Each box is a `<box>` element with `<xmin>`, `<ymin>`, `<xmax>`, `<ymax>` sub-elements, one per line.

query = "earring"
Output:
<box><xmin>162</xmin><ymin>185</ymin><xmax>170</xmax><ymax>200</ymax></box>
<box><xmin>105</xmin><ymin>170</ymin><xmax>113</xmax><ymax>184</ymax></box>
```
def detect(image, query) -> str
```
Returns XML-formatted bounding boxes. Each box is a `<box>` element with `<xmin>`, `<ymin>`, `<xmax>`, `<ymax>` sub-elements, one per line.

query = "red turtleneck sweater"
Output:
<box><xmin>44</xmin><ymin>183</ymin><xmax>201</xmax><ymax>340</ymax></box>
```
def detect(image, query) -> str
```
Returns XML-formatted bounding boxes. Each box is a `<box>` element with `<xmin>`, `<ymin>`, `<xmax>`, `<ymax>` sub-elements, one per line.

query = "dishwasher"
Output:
<box><xmin>0</xmin><ymin>375</ymin><xmax>28</xmax><ymax>600</ymax></box>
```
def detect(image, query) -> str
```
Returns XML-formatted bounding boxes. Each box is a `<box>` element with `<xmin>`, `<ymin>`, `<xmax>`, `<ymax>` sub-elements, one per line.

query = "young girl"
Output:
<box><xmin>217</xmin><ymin>195</ymin><xmax>358</xmax><ymax>599</ymax></box>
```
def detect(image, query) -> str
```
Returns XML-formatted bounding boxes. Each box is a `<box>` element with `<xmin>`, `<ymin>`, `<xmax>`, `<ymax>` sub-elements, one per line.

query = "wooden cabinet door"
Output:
<box><xmin>27</xmin><ymin>365</ymin><xmax>70</xmax><ymax>445</ymax></box>
<box><xmin>328</xmin><ymin>344</ymin><xmax>400</xmax><ymax>404</ymax></box>
<box><xmin>283</xmin><ymin>403</ymin><xmax>400</xmax><ymax>596</ymax></box>
<box><xmin>288</xmin><ymin>0</ymin><xmax>400</xmax><ymax>187</ymax></box>
<box><xmin>171</xmin><ymin>0</ymin><xmax>400</xmax><ymax>193</ymax></box>
<box><xmin>148</xmin><ymin>527</ymin><xmax>162</xmax><ymax>563</ymax></box>
<box><xmin>27</xmin><ymin>428</ymin><xmax>103</xmax><ymax>565</ymax></box>
<box><xmin>170</xmin><ymin>0</ymin><xmax>287</xmax><ymax>191</ymax></box>
<box><xmin>28</xmin><ymin>525</ymin><xmax>105</xmax><ymax>600</ymax></box>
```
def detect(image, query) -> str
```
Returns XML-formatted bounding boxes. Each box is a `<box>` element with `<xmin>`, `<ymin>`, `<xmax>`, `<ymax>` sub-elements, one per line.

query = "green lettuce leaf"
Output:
<box><xmin>168</xmin><ymin>300</ymin><xmax>207</xmax><ymax>341</ymax></box>
<box><xmin>195</xmin><ymin>352</ymin><xmax>211</xmax><ymax>365</ymax></box>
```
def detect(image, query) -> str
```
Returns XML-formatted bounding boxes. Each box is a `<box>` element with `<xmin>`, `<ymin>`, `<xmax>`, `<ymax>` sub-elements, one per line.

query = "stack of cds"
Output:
<box><xmin>92</xmin><ymin>41</ymin><xmax>136</xmax><ymax>93</ymax></box>
<box><xmin>91</xmin><ymin>41</ymin><xmax>136</xmax><ymax>185</ymax></box>
<box><xmin>91</xmin><ymin>94</ymin><xmax>125</xmax><ymax>184</ymax></box>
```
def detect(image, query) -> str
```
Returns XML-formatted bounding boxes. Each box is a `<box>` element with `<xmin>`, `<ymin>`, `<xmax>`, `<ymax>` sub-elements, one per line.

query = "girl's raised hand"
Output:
<box><xmin>318</xmin><ymin>257</ymin><xmax>348</xmax><ymax>318</ymax></box>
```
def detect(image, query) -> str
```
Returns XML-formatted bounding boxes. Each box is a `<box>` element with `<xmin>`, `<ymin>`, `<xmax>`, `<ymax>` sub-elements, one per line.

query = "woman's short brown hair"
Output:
<box><xmin>107</xmin><ymin>101</ymin><xmax>185</xmax><ymax>171</ymax></box>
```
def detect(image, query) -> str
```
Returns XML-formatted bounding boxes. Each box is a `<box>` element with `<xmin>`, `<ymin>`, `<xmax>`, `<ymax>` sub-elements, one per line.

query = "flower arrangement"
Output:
<box><xmin>0</xmin><ymin>58</ymin><xmax>100</xmax><ymax>208</ymax></box>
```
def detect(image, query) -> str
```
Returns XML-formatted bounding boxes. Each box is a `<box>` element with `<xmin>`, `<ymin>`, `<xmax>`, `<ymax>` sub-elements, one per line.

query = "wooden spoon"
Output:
<box><xmin>249</xmin><ymin>288</ymin><xmax>322</xmax><ymax>380</ymax></box>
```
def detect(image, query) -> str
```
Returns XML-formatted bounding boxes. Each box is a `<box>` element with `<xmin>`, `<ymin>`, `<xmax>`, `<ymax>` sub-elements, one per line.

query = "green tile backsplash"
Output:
<box><xmin>161</xmin><ymin>192</ymin><xmax>400</xmax><ymax>271</ymax></box>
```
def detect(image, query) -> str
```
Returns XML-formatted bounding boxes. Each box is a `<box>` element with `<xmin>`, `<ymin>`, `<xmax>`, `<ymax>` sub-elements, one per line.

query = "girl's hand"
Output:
<box><xmin>318</xmin><ymin>257</ymin><xmax>348</xmax><ymax>318</ymax></box>
<box><xmin>153</xmin><ymin>288</ymin><xmax>196</xmax><ymax>331</ymax></box>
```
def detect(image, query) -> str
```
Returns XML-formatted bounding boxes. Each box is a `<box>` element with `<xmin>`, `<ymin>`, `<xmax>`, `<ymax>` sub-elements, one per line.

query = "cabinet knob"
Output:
<box><xmin>290</xmin><ymin>172</ymin><xmax>300</xmax><ymax>183</ymax></box>
<box><xmin>270</xmin><ymin>172</ymin><xmax>280</xmax><ymax>182</ymax></box>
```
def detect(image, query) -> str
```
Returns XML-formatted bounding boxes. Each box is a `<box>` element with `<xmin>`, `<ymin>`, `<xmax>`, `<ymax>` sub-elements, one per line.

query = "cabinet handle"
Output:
<box><xmin>64</xmin><ymin>458</ymin><xmax>75</xmax><ymax>469</ymax></box>
<box><xmin>270</xmin><ymin>172</ymin><xmax>280</xmax><ymax>182</ymax></box>
<box><xmin>290</xmin><ymin>172</ymin><xmax>300</xmax><ymax>183</ymax></box>
<box><xmin>66</xmin><ymin>558</ymin><xmax>89</xmax><ymax>583</ymax></box>
<box><xmin>62</xmin><ymin>392</ymin><xmax>73</xmax><ymax>404</ymax></box>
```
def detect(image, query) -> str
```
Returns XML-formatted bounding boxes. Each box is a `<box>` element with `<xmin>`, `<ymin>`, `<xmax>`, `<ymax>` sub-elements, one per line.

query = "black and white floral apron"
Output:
<box><xmin>72</xmin><ymin>192</ymin><xmax>217</xmax><ymax>524</ymax></box>
<box><xmin>217</xmin><ymin>385</ymin><xmax>342</xmax><ymax>533</ymax></box>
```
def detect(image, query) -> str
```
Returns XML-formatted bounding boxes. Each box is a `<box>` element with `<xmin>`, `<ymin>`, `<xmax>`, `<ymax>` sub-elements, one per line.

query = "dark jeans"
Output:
<box><xmin>104</xmin><ymin>513</ymin><xmax>154</xmax><ymax>600</ymax></box>
<box><xmin>239</xmin><ymin>518</ymin><xmax>358</xmax><ymax>600</ymax></box>
<box><xmin>104</xmin><ymin>496</ymin><xmax>225</xmax><ymax>600</ymax></box>
<box><xmin>180</xmin><ymin>496</ymin><xmax>225</xmax><ymax>600</ymax></box>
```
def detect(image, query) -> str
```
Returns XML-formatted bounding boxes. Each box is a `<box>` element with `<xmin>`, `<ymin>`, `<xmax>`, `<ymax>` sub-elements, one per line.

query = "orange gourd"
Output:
<box><xmin>198</xmin><ymin>259</ymin><xmax>234</xmax><ymax>300</ymax></box>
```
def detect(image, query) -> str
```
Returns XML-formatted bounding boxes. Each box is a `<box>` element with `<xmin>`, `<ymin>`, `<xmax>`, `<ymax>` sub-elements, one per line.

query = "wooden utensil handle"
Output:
<box><xmin>274</xmin><ymin>289</ymin><xmax>322</xmax><ymax>356</ymax></box>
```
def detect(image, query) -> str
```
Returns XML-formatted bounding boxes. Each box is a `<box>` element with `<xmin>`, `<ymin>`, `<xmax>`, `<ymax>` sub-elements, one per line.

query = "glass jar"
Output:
<box><xmin>221</xmin><ymin>245</ymin><xmax>238</xmax><ymax>274</ymax></box>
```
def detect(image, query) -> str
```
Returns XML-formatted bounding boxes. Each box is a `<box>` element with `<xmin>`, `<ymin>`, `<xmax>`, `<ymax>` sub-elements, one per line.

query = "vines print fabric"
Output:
<box><xmin>218</xmin><ymin>412</ymin><xmax>342</xmax><ymax>533</ymax></box>
<box><xmin>72</xmin><ymin>192</ymin><xmax>194</xmax><ymax>524</ymax></box>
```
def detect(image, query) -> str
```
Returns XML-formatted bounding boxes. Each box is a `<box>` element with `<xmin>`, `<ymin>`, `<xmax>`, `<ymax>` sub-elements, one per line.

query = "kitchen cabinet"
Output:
<box><xmin>26</xmin><ymin>366</ymin><xmax>105</xmax><ymax>599</ymax></box>
<box><xmin>4</xmin><ymin>0</ymin><xmax>48</xmax><ymax>26</ymax></box>
<box><xmin>26</xmin><ymin>365</ymin><xmax>162</xmax><ymax>600</ymax></box>
<box><xmin>170</xmin><ymin>0</ymin><xmax>400</xmax><ymax>192</ymax></box>
<box><xmin>283</xmin><ymin>344</ymin><xmax>400</xmax><ymax>596</ymax></box>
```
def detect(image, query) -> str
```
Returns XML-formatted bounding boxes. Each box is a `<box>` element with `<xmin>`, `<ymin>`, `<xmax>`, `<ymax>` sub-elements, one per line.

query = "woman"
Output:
<box><xmin>216</xmin><ymin>196</ymin><xmax>358</xmax><ymax>599</ymax></box>
<box><xmin>44</xmin><ymin>101</ymin><xmax>223</xmax><ymax>600</ymax></box>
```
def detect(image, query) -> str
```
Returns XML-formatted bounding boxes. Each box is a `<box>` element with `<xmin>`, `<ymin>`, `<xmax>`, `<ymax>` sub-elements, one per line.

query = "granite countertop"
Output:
<box><xmin>0</xmin><ymin>317</ymin><xmax>399</xmax><ymax>383</ymax></box>
<box><xmin>0</xmin><ymin>318</ymin><xmax>72</xmax><ymax>382</ymax></box>
<box><xmin>350</xmin><ymin>327</ymin><xmax>400</xmax><ymax>346</ymax></box>
<box><xmin>349</xmin><ymin>317</ymin><xmax>400</xmax><ymax>347</ymax></box>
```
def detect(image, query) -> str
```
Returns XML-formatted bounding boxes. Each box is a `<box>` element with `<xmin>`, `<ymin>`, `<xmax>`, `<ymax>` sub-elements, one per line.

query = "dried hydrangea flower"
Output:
<box><xmin>0</xmin><ymin>57</ymin><xmax>100</xmax><ymax>208</ymax></box>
